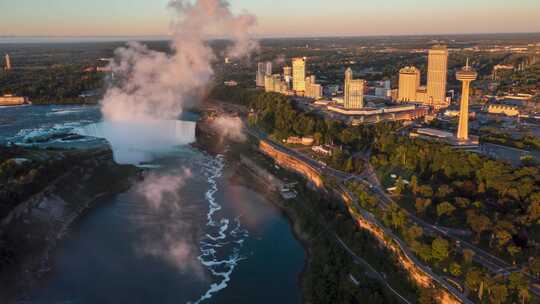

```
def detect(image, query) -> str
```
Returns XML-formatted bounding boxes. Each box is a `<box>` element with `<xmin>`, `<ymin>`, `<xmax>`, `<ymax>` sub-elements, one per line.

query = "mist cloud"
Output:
<box><xmin>137</xmin><ymin>169</ymin><xmax>192</xmax><ymax>210</ymax></box>
<box><xmin>101</xmin><ymin>0</ymin><xmax>258</xmax><ymax>122</ymax></box>
<box><xmin>135</xmin><ymin>169</ymin><xmax>205</xmax><ymax>276</ymax></box>
<box><xmin>209</xmin><ymin>116</ymin><xmax>246</xmax><ymax>142</ymax></box>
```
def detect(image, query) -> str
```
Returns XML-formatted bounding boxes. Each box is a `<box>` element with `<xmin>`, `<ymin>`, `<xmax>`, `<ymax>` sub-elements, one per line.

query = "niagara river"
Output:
<box><xmin>1</xmin><ymin>105</ymin><xmax>304</xmax><ymax>303</ymax></box>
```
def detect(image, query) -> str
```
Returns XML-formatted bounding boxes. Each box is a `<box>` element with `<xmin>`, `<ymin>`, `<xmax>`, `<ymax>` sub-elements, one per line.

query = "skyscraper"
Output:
<box><xmin>256</xmin><ymin>61</ymin><xmax>272</xmax><ymax>87</ymax></box>
<box><xmin>456</xmin><ymin>60</ymin><xmax>477</xmax><ymax>141</ymax></box>
<box><xmin>256</xmin><ymin>62</ymin><xmax>266</xmax><ymax>87</ymax></box>
<box><xmin>265</xmin><ymin>62</ymin><xmax>273</xmax><ymax>76</ymax></box>
<box><xmin>292</xmin><ymin>57</ymin><xmax>306</xmax><ymax>92</ymax></box>
<box><xmin>345</xmin><ymin>67</ymin><xmax>353</xmax><ymax>83</ymax></box>
<box><xmin>398</xmin><ymin>66</ymin><xmax>421</xmax><ymax>102</ymax></box>
<box><xmin>4</xmin><ymin>54</ymin><xmax>11</xmax><ymax>71</ymax></box>
<box><xmin>283</xmin><ymin>66</ymin><xmax>293</xmax><ymax>89</ymax></box>
<box><xmin>426</xmin><ymin>45</ymin><xmax>449</xmax><ymax>108</ymax></box>
<box><xmin>344</xmin><ymin>68</ymin><xmax>365</xmax><ymax>109</ymax></box>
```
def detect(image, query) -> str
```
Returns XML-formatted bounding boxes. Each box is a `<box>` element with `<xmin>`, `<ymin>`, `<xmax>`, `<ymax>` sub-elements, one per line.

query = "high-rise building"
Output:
<box><xmin>456</xmin><ymin>60</ymin><xmax>477</xmax><ymax>141</ymax></box>
<box><xmin>426</xmin><ymin>45</ymin><xmax>449</xmax><ymax>108</ymax></box>
<box><xmin>265</xmin><ymin>62</ymin><xmax>273</xmax><ymax>76</ymax></box>
<box><xmin>345</xmin><ymin>67</ymin><xmax>353</xmax><ymax>83</ymax></box>
<box><xmin>292</xmin><ymin>57</ymin><xmax>307</xmax><ymax>92</ymax></box>
<box><xmin>398</xmin><ymin>66</ymin><xmax>421</xmax><ymax>102</ymax></box>
<box><xmin>305</xmin><ymin>75</ymin><xmax>323</xmax><ymax>99</ymax></box>
<box><xmin>264</xmin><ymin>75</ymin><xmax>273</xmax><ymax>92</ymax></box>
<box><xmin>283</xmin><ymin>66</ymin><xmax>292</xmax><ymax>89</ymax></box>
<box><xmin>256</xmin><ymin>62</ymin><xmax>266</xmax><ymax>87</ymax></box>
<box><xmin>344</xmin><ymin>68</ymin><xmax>365</xmax><ymax>109</ymax></box>
<box><xmin>4</xmin><ymin>54</ymin><xmax>11</xmax><ymax>71</ymax></box>
<box><xmin>283</xmin><ymin>66</ymin><xmax>292</xmax><ymax>77</ymax></box>
<box><xmin>256</xmin><ymin>61</ymin><xmax>272</xmax><ymax>87</ymax></box>
<box><xmin>265</xmin><ymin>74</ymin><xmax>288</xmax><ymax>94</ymax></box>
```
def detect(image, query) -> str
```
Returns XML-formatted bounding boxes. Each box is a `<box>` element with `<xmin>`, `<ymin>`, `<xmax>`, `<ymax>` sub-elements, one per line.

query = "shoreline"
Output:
<box><xmin>231</xmin><ymin>159</ymin><xmax>312</xmax><ymax>303</ymax></box>
<box><xmin>194</xmin><ymin>117</ymin><xmax>312</xmax><ymax>303</ymax></box>
<box><xmin>197</xmin><ymin>100</ymin><xmax>423</xmax><ymax>303</ymax></box>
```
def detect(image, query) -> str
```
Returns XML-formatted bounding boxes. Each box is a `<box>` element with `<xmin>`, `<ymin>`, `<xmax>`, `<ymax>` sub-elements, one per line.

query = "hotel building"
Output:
<box><xmin>426</xmin><ymin>45</ymin><xmax>449</xmax><ymax>108</ymax></box>
<box><xmin>398</xmin><ymin>66</ymin><xmax>421</xmax><ymax>102</ymax></box>
<box><xmin>344</xmin><ymin>68</ymin><xmax>366</xmax><ymax>109</ymax></box>
<box><xmin>292</xmin><ymin>57</ymin><xmax>307</xmax><ymax>93</ymax></box>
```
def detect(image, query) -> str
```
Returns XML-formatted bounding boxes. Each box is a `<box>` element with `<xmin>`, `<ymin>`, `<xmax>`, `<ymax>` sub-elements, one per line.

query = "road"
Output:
<box><xmin>348</xmin><ymin>150</ymin><xmax>540</xmax><ymax>297</ymax></box>
<box><xmin>244</xmin><ymin>127</ymin><xmax>473</xmax><ymax>303</ymax></box>
<box><xmin>220</xmin><ymin>101</ymin><xmax>540</xmax><ymax>301</ymax></box>
<box><xmin>338</xmin><ymin>184</ymin><xmax>474</xmax><ymax>304</ymax></box>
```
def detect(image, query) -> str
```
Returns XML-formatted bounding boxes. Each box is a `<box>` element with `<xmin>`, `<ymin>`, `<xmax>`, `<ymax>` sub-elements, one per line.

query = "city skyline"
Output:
<box><xmin>1</xmin><ymin>0</ymin><xmax>540</xmax><ymax>38</ymax></box>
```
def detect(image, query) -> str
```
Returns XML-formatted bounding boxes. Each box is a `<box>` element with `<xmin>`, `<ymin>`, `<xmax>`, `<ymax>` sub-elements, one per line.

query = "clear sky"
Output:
<box><xmin>1</xmin><ymin>0</ymin><xmax>540</xmax><ymax>37</ymax></box>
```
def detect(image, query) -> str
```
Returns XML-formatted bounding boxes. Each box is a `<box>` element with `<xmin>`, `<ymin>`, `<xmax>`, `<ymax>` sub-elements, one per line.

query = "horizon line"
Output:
<box><xmin>1</xmin><ymin>31</ymin><xmax>539</xmax><ymax>44</ymax></box>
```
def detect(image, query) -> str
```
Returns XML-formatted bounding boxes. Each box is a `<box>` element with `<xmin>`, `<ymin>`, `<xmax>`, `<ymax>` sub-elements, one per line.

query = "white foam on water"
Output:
<box><xmin>47</xmin><ymin>108</ymin><xmax>86</xmax><ymax>116</ymax></box>
<box><xmin>205</xmin><ymin>219</ymin><xmax>229</xmax><ymax>241</ymax></box>
<box><xmin>191</xmin><ymin>155</ymin><xmax>249</xmax><ymax>304</ymax></box>
<box><xmin>11</xmin><ymin>122</ymin><xmax>93</xmax><ymax>145</ymax></box>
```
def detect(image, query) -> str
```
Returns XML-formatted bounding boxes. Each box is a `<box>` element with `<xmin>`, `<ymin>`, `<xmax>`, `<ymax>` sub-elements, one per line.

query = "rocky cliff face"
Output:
<box><xmin>258</xmin><ymin>140</ymin><xmax>324</xmax><ymax>189</ymax></box>
<box><xmin>0</xmin><ymin>146</ymin><xmax>139</xmax><ymax>301</ymax></box>
<box><xmin>258</xmin><ymin>141</ymin><xmax>463</xmax><ymax>304</ymax></box>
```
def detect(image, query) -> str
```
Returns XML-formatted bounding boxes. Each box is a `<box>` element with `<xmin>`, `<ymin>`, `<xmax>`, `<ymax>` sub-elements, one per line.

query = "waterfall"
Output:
<box><xmin>75</xmin><ymin>120</ymin><xmax>196</xmax><ymax>165</ymax></box>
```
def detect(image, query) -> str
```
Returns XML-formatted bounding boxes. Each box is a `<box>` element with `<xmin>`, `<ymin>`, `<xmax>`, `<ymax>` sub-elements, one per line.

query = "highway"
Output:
<box><xmin>354</xmin><ymin>158</ymin><xmax>540</xmax><ymax>297</ymax></box>
<box><xmin>212</xmin><ymin>100</ymin><xmax>540</xmax><ymax>301</ymax></box>
<box><xmin>245</xmin><ymin>127</ymin><xmax>473</xmax><ymax>303</ymax></box>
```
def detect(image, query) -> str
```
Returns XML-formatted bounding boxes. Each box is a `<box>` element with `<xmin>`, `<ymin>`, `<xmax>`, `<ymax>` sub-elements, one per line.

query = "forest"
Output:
<box><xmin>215</xmin><ymin>86</ymin><xmax>540</xmax><ymax>303</ymax></box>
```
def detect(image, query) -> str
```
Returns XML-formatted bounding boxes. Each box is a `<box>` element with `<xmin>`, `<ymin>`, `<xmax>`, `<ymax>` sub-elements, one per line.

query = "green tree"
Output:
<box><xmin>394</xmin><ymin>177</ymin><xmax>406</xmax><ymax>195</ymax></box>
<box><xmin>449</xmin><ymin>262</ymin><xmax>462</xmax><ymax>277</ymax></box>
<box><xmin>406</xmin><ymin>225</ymin><xmax>424</xmax><ymax>242</ymax></box>
<box><xmin>390</xmin><ymin>208</ymin><xmax>406</xmax><ymax>230</ymax></box>
<box><xmin>431</xmin><ymin>237</ymin><xmax>450</xmax><ymax>262</ymax></box>
<box><xmin>455</xmin><ymin>197</ymin><xmax>471</xmax><ymax>208</ymax></box>
<box><xmin>509</xmin><ymin>272</ymin><xmax>528</xmax><ymax>303</ymax></box>
<box><xmin>467</xmin><ymin>211</ymin><xmax>491</xmax><ymax>243</ymax></box>
<box><xmin>507</xmin><ymin>245</ymin><xmax>522</xmax><ymax>257</ymax></box>
<box><xmin>418</xmin><ymin>185</ymin><xmax>434</xmax><ymax>198</ymax></box>
<box><xmin>465</xmin><ymin>268</ymin><xmax>484</xmax><ymax>292</ymax></box>
<box><xmin>416</xmin><ymin>243</ymin><xmax>433</xmax><ymax>262</ymax></box>
<box><xmin>494</xmin><ymin>230</ymin><xmax>513</xmax><ymax>248</ymax></box>
<box><xmin>529</xmin><ymin>257</ymin><xmax>540</xmax><ymax>277</ymax></box>
<box><xmin>436</xmin><ymin>202</ymin><xmax>456</xmax><ymax>218</ymax></box>
<box><xmin>415</xmin><ymin>198</ymin><xmax>432</xmax><ymax>214</ymax></box>
<box><xmin>436</xmin><ymin>184</ymin><xmax>453</xmax><ymax>198</ymax></box>
<box><xmin>344</xmin><ymin>157</ymin><xmax>354</xmax><ymax>173</ymax></box>
<box><xmin>526</xmin><ymin>201</ymin><xmax>540</xmax><ymax>224</ymax></box>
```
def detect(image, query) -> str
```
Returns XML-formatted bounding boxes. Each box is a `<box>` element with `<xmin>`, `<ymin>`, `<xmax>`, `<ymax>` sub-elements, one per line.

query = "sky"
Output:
<box><xmin>1</xmin><ymin>0</ymin><xmax>540</xmax><ymax>38</ymax></box>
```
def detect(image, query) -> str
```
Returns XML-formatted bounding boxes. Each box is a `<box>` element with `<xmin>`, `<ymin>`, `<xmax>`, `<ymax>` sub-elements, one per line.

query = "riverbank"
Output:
<box><xmin>233</xmin><ymin>155</ymin><xmax>313</xmax><ymax>303</ymax></box>
<box><xmin>0</xmin><ymin>146</ymin><xmax>140</xmax><ymax>302</ymax></box>
<box><xmin>237</xmin><ymin>145</ymin><xmax>418</xmax><ymax>303</ymax></box>
<box><xmin>195</xmin><ymin>114</ymin><xmax>415</xmax><ymax>303</ymax></box>
<box><xmin>194</xmin><ymin>117</ymin><xmax>311</xmax><ymax>302</ymax></box>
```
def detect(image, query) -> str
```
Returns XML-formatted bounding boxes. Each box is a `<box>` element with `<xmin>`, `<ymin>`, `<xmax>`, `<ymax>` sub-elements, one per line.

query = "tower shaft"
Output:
<box><xmin>457</xmin><ymin>80</ymin><xmax>471</xmax><ymax>141</ymax></box>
